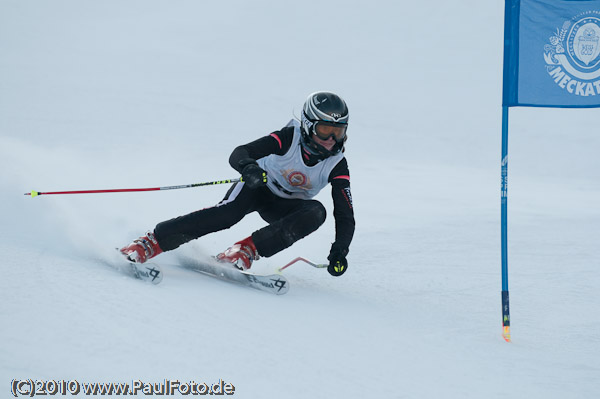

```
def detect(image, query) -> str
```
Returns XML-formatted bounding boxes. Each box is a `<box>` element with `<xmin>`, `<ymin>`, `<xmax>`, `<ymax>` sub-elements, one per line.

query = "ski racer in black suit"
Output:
<box><xmin>120</xmin><ymin>91</ymin><xmax>355</xmax><ymax>277</ymax></box>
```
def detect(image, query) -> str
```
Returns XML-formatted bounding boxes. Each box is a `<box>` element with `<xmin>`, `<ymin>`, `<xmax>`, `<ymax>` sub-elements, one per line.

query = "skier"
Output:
<box><xmin>120</xmin><ymin>91</ymin><xmax>355</xmax><ymax>277</ymax></box>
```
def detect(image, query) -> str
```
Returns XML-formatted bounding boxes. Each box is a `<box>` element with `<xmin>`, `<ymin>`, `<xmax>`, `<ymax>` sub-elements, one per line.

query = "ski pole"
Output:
<box><xmin>24</xmin><ymin>178</ymin><xmax>242</xmax><ymax>197</ymax></box>
<box><xmin>278</xmin><ymin>257</ymin><xmax>327</xmax><ymax>272</ymax></box>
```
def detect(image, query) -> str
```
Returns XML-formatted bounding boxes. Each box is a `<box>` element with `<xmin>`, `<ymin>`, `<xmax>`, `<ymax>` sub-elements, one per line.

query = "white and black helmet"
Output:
<box><xmin>300</xmin><ymin>91</ymin><xmax>349</xmax><ymax>160</ymax></box>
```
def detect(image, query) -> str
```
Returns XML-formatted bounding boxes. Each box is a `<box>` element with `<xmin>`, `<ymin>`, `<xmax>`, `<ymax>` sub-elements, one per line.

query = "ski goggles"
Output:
<box><xmin>313</xmin><ymin>121</ymin><xmax>347</xmax><ymax>142</ymax></box>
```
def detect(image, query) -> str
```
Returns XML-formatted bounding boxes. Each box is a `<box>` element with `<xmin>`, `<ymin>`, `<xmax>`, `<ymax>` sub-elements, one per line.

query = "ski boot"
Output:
<box><xmin>120</xmin><ymin>231</ymin><xmax>163</xmax><ymax>263</ymax></box>
<box><xmin>216</xmin><ymin>236</ymin><xmax>259</xmax><ymax>270</ymax></box>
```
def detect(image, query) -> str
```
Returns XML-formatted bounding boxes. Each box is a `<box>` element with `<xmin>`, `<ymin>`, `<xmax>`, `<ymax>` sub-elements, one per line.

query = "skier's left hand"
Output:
<box><xmin>327</xmin><ymin>243</ymin><xmax>349</xmax><ymax>277</ymax></box>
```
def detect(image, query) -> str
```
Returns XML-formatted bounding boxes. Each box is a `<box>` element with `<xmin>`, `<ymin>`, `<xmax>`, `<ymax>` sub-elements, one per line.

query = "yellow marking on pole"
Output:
<box><xmin>503</xmin><ymin>326</ymin><xmax>511</xmax><ymax>342</ymax></box>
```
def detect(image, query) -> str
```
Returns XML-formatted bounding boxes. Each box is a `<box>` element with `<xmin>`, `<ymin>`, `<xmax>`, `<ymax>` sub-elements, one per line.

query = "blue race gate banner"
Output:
<box><xmin>500</xmin><ymin>0</ymin><xmax>600</xmax><ymax>342</ymax></box>
<box><xmin>503</xmin><ymin>0</ymin><xmax>600</xmax><ymax>107</ymax></box>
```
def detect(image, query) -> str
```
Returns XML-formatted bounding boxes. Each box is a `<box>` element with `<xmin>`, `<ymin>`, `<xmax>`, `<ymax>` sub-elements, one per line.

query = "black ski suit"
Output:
<box><xmin>153</xmin><ymin>124</ymin><xmax>355</xmax><ymax>259</ymax></box>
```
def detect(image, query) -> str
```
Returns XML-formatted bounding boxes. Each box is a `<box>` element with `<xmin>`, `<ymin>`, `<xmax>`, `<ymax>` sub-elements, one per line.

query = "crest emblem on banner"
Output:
<box><xmin>569</xmin><ymin>18</ymin><xmax>600</xmax><ymax>68</ymax></box>
<box><xmin>543</xmin><ymin>12</ymin><xmax>600</xmax><ymax>96</ymax></box>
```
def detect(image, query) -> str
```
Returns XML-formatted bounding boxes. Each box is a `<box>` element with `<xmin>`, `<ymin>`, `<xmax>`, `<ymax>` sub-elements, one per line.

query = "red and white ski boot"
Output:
<box><xmin>120</xmin><ymin>231</ymin><xmax>163</xmax><ymax>263</ymax></box>
<box><xmin>216</xmin><ymin>236</ymin><xmax>259</xmax><ymax>270</ymax></box>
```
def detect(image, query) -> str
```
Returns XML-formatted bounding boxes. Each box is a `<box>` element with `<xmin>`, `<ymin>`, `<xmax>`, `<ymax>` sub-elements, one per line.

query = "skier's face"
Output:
<box><xmin>312</xmin><ymin>134</ymin><xmax>337</xmax><ymax>151</ymax></box>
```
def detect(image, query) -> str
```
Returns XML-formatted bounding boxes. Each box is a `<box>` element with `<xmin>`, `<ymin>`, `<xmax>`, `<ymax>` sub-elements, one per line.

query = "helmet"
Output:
<box><xmin>300</xmin><ymin>91</ymin><xmax>349</xmax><ymax>162</ymax></box>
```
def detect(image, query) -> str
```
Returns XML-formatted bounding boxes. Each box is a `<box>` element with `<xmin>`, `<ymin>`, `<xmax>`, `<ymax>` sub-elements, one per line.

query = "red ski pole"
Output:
<box><xmin>278</xmin><ymin>257</ymin><xmax>327</xmax><ymax>272</ymax></box>
<box><xmin>24</xmin><ymin>178</ymin><xmax>242</xmax><ymax>197</ymax></box>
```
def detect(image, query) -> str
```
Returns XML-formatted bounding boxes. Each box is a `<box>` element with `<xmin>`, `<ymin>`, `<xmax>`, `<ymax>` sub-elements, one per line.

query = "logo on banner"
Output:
<box><xmin>544</xmin><ymin>11</ymin><xmax>600</xmax><ymax>97</ymax></box>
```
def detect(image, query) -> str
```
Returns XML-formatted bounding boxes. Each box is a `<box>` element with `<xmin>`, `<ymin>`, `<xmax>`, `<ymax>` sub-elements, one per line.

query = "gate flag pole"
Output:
<box><xmin>501</xmin><ymin>106</ymin><xmax>511</xmax><ymax>342</ymax></box>
<box><xmin>500</xmin><ymin>0</ymin><xmax>519</xmax><ymax>343</ymax></box>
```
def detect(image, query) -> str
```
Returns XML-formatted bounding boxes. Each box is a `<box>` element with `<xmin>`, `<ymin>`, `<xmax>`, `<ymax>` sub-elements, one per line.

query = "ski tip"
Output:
<box><xmin>268</xmin><ymin>275</ymin><xmax>289</xmax><ymax>295</ymax></box>
<box><xmin>25</xmin><ymin>190</ymin><xmax>39</xmax><ymax>197</ymax></box>
<box><xmin>132</xmin><ymin>263</ymin><xmax>163</xmax><ymax>285</ymax></box>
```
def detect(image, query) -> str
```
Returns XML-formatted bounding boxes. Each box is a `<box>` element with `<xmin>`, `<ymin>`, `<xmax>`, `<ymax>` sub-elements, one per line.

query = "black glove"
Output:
<box><xmin>239</xmin><ymin>158</ymin><xmax>267</xmax><ymax>189</ymax></box>
<box><xmin>327</xmin><ymin>243</ymin><xmax>349</xmax><ymax>277</ymax></box>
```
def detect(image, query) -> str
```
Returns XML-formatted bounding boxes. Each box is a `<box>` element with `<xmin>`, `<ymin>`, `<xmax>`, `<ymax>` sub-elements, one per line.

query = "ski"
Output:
<box><xmin>181</xmin><ymin>258</ymin><xmax>289</xmax><ymax>295</ymax></box>
<box><xmin>115</xmin><ymin>248</ymin><xmax>163</xmax><ymax>284</ymax></box>
<box><xmin>130</xmin><ymin>262</ymin><xmax>163</xmax><ymax>285</ymax></box>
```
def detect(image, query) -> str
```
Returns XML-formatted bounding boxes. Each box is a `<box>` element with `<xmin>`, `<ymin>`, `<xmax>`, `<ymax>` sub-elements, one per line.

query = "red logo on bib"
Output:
<box><xmin>288</xmin><ymin>171</ymin><xmax>307</xmax><ymax>187</ymax></box>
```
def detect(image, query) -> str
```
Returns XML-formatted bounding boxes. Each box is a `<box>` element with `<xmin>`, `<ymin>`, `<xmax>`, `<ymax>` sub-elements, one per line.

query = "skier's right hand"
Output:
<box><xmin>239</xmin><ymin>158</ymin><xmax>267</xmax><ymax>189</ymax></box>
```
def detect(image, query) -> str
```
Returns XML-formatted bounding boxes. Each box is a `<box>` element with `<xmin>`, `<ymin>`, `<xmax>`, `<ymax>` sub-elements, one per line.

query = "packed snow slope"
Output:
<box><xmin>1</xmin><ymin>1</ymin><xmax>599</xmax><ymax>398</ymax></box>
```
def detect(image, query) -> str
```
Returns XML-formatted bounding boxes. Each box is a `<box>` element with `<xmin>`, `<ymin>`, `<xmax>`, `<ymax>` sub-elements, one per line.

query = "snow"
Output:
<box><xmin>1</xmin><ymin>0</ymin><xmax>599</xmax><ymax>398</ymax></box>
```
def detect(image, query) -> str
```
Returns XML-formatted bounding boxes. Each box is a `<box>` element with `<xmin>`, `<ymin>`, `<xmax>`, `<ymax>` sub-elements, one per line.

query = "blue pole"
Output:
<box><xmin>500</xmin><ymin>0</ymin><xmax>518</xmax><ymax>343</ymax></box>
<box><xmin>501</xmin><ymin>105</ymin><xmax>511</xmax><ymax>342</ymax></box>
